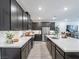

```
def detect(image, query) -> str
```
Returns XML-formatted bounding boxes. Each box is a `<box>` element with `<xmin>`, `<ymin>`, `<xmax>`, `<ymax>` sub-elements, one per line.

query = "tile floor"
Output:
<box><xmin>27</xmin><ymin>41</ymin><xmax>52</xmax><ymax>59</ymax></box>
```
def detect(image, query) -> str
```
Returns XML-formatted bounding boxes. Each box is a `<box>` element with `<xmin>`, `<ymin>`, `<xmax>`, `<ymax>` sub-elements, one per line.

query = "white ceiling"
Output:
<box><xmin>16</xmin><ymin>0</ymin><xmax>79</xmax><ymax>22</ymax></box>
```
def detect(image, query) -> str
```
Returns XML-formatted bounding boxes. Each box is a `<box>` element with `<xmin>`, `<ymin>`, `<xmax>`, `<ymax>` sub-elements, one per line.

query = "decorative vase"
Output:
<box><xmin>6</xmin><ymin>31</ymin><xmax>14</xmax><ymax>44</ymax></box>
<box><xmin>6</xmin><ymin>39</ymin><xmax>13</xmax><ymax>44</ymax></box>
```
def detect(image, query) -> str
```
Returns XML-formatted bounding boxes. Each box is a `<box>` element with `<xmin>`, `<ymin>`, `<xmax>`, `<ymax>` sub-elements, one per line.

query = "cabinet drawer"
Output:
<box><xmin>56</xmin><ymin>46</ymin><xmax>64</xmax><ymax>56</ymax></box>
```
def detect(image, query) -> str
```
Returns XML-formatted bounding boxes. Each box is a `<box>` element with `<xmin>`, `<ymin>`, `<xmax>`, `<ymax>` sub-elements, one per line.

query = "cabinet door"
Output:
<box><xmin>0</xmin><ymin>0</ymin><xmax>10</xmax><ymax>30</ymax></box>
<box><xmin>3</xmin><ymin>9</ymin><xmax>10</xmax><ymax>30</ymax></box>
<box><xmin>48</xmin><ymin>40</ymin><xmax>52</xmax><ymax>55</ymax></box>
<box><xmin>2</xmin><ymin>48</ymin><xmax>20</xmax><ymax>59</ymax></box>
<box><xmin>26</xmin><ymin>44</ymin><xmax>29</xmax><ymax>57</ymax></box>
<box><xmin>17</xmin><ymin>4</ymin><xmax>23</xmax><ymax>30</ymax></box>
<box><xmin>52</xmin><ymin>45</ymin><xmax>55</xmax><ymax>59</ymax></box>
<box><xmin>56</xmin><ymin>50</ymin><xmax>64</xmax><ymax>59</ymax></box>
<box><xmin>22</xmin><ymin>12</ymin><xmax>28</xmax><ymax>30</ymax></box>
<box><xmin>32</xmin><ymin>22</ymin><xmax>41</xmax><ymax>30</ymax></box>
<box><xmin>21</xmin><ymin>48</ymin><xmax>26</xmax><ymax>59</ymax></box>
<box><xmin>47</xmin><ymin>39</ymin><xmax>52</xmax><ymax>55</ymax></box>
<box><xmin>0</xmin><ymin>48</ymin><xmax>1</xmax><ymax>59</ymax></box>
<box><xmin>34</xmin><ymin>34</ymin><xmax>42</xmax><ymax>41</ymax></box>
<box><xmin>50</xmin><ymin>22</ymin><xmax>55</xmax><ymax>30</ymax></box>
<box><xmin>27</xmin><ymin>13</ymin><xmax>32</xmax><ymax>30</ymax></box>
<box><xmin>0</xmin><ymin>9</ymin><xmax>4</xmax><ymax>30</ymax></box>
<box><xmin>11</xmin><ymin>0</ymin><xmax>18</xmax><ymax>30</ymax></box>
<box><xmin>28</xmin><ymin>40</ymin><xmax>31</xmax><ymax>53</ymax></box>
<box><xmin>1</xmin><ymin>49</ymin><xmax>7</xmax><ymax>59</ymax></box>
<box><xmin>21</xmin><ymin>42</ymin><xmax>29</xmax><ymax>59</ymax></box>
<box><xmin>42</xmin><ymin>22</ymin><xmax>50</xmax><ymax>27</ymax></box>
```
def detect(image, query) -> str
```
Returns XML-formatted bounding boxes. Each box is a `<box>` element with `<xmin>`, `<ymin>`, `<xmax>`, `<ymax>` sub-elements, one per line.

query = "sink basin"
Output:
<box><xmin>50</xmin><ymin>37</ymin><xmax>58</xmax><ymax>39</ymax></box>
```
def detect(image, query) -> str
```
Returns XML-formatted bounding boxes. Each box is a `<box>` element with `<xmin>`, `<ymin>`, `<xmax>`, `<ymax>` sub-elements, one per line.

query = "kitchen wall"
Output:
<box><xmin>55</xmin><ymin>21</ymin><xmax>79</xmax><ymax>32</ymax></box>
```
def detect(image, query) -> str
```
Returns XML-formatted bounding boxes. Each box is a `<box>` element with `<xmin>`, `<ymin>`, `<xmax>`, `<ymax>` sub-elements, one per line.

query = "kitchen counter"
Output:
<box><xmin>46</xmin><ymin>35</ymin><xmax>79</xmax><ymax>52</ymax></box>
<box><xmin>0</xmin><ymin>31</ymin><xmax>34</xmax><ymax>59</ymax></box>
<box><xmin>0</xmin><ymin>36</ymin><xmax>32</xmax><ymax>48</ymax></box>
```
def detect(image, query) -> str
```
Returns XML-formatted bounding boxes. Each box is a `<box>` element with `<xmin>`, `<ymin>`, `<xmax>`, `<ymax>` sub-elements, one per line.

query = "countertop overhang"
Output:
<box><xmin>0</xmin><ymin>36</ymin><xmax>33</xmax><ymax>48</ymax></box>
<box><xmin>46</xmin><ymin>35</ymin><xmax>79</xmax><ymax>52</ymax></box>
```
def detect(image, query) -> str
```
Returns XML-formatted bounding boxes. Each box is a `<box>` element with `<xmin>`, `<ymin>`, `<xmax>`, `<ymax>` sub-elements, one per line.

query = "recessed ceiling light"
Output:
<box><xmin>38</xmin><ymin>17</ymin><xmax>41</xmax><ymax>19</ymax></box>
<box><xmin>38</xmin><ymin>7</ymin><xmax>42</xmax><ymax>11</ymax></box>
<box><xmin>64</xmin><ymin>7</ymin><xmax>68</xmax><ymax>11</ymax></box>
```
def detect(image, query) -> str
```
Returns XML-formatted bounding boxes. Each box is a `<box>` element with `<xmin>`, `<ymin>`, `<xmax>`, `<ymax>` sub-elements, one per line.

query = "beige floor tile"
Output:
<box><xmin>27</xmin><ymin>41</ymin><xmax>52</xmax><ymax>59</ymax></box>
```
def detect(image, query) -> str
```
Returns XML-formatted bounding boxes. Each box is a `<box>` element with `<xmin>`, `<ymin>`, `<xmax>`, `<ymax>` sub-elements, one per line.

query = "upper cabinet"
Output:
<box><xmin>11</xmin><ymin>0</ymin><xmax>18</xmax><ymax>30</ymax></box>
<box><xmin>22</xmin><ymin>12</ymin><xmax>28</xmax><ymax>30</ymax></box>
<box><xmin>11</xmin><ymin>0</ymin><xmax>23</xmax><ymax>30</ymax></box>
<box><xmin>32</xmin><ymin>22</ymin><xmax>55</xmax><ymax>30</ymax></box>
<box><xmin>50</xmin><ymin>22</ymin><xmax>55</xmax><ymax>30</ymax></box>
<box><xmin>0</xmin><ymin>0</ymin><xmax>10</xmax><ymax>30</ymax></box>
<box><xmin>26</xmin><ymin>12</ymin><xmax>32</xmax><ymax>30</ymax></box>
<box><xmin>42</xmin><ymin>22</ymin><xmax>50</xmax><ymax>27</ymax></box>
<box><xmin>0</xmin><ymin>0</ymin><xmax>32</xmax><ymax>30</ymax></box>
<box><xmin>32</xmin><ymin>22</ymin><xmax>42</xmax><ymax>30</ymax></box>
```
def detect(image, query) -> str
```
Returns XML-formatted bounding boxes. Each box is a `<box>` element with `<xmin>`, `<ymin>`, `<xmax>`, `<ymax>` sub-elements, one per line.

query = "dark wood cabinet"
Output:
<box><xmin>11</xmin><ymin>0</ymin><xmax>18</xmax><ymax>30</ymax></box>
<box><xmin>42</xmin><ymin>22</ymin><xmax>50</xmax><ymax>27</ymax></box>
<box><xmin>32</xmin><ymin>22</ymin><xmax>55</xmax><ymax>30</ymax></box>
<box><xmin>32</xmin><ymin>22</ymin><xmax>42</xmax><ymax>30</ymax></box>
<box><xmin>11</xmin><ymin>0</ymin><xmax>24</xmax><ymax>30</ymax></box>
<box><xmin>17</xmin><ymin>3</ymin><xmax>23</xmax><ymax>30</ymax></box>
<box><xmin>47</xmin><ymin>38</ymin><xmax>64</xmax><ymax>59</ymax></box>
<box><xmin>47</xmin><ymin>38</ymin><xmax>52</xmax><ymax>55</ymax></box>
<box><xmin>50</xmin><ymin>22</ymin><xmax>55</xmax><ymax>30</ymax></box>
<box><xmin>56</xmin><ymin>50</ymin><xmax>64</xmax><ymax>59</ymax></box>
<box><xmin>0</xmin><ymin>0</ymin><xmax>10</xmax><ymax>30</ymax></box>
<box><xmin>22</xmin><ymin>12</ymin><xmax>28</xmax><ymax>30</ymax></box>
<box><xmin>0</xmin><ymin>0</ymin><xmax>32</xmax><ymax>30</ymax></box>
<box><xmin>34</xmin><ymin>34</ymin><xmax>42</xmax><ymax>41</ymax></box>
<box><xmin>28</xmin><ymin>40</ymin><xmax>32</xmax><ymax>53</ymax></box>
<box><xmin>21</xmin><ymin>43</ymin><xmax>28</xmax><ymax>59</ymax></box>
<box><xmin>27</xmin><ymin>18</ymin><xmax>32</xmax><ymax>30</ymax></box>
<box><xmin>46</xmin><ymin>38</ymin><xmax>79</xmax><ymax>59</ymax></box>
<box><xmin>51</xmin><ymin>42</ymin><xmax>55</xmax><ymax>59</ymax></box>
<box><xmin>1</xmin><ymin>48</ymin><xmax>20</xmax><ymax>59</ymax></box>
<box><xmin>0</xmin><ymin>37</ymin><xmax>33</xmax><ymax>59</ymax></box>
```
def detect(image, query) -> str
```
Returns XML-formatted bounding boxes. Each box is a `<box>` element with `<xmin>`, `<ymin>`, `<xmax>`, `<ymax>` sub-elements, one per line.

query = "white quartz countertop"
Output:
<box><xmin>46</xmin><ymin>35</ymin><xmax>79</xmax><ymax>52</ymax></box>
<box><xmin>0</xmin><ymin>36</ymin><xmax>32</xmax><ymax>48</ymax></box>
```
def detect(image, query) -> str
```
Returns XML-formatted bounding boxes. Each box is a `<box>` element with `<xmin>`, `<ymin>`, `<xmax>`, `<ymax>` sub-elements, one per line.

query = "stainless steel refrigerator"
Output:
<box><xmin>41</xmin><ymin>27</ymin><xmax>50</xmax><ymax>41</ymax></box>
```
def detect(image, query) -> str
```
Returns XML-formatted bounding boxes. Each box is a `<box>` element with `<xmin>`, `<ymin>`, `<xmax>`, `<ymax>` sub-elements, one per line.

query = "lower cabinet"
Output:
<box><xmin>34</xmin><ymin>34</ymin><xmax>42</xmax><ymax>41</ymax></box>
<box><xmin>51</xmin><ymin>44</ymin><xmax>55</xmax><ymax>59</ymax></box>
<box><xmin>0</xmin><ymin>38</ymin><xmax>33</xmax><ymax>59</ymax></box>
<box><xmin>56</xmin><ymin>50</ymin><xmax>64</xmax><ymax>59</ymax></box>
<box><xmin>21</xmin><ymin>38</ymin><xmax>33</xmax><ymax>59</ymax></box>
<box><xmin>28</xmin><ymin>39</ymin><xmax>32</xmax><ymax>53</ymax></box>
<box><xmin>47</xmin><ymin>38</ymin><xmax>79</xmax><ymax>59</ymax></box>
<box><xmin>47</xmin><ymin>38</ymin><xmax>52</xmax><ymax>55</ymax></box>
<box><xmin>21</xmin><ymin>43</ymin><xmax>28</xmax><ymax>59</ymax></box>
<box><xmin>1</xmin><ymin>48</ymin><xmax>20</xmax><ymax>59</ymax></box>
<box><xmin>47</xmin><ymin>38</ymin><xmax>64</xmax><ymax>59</ymax></box>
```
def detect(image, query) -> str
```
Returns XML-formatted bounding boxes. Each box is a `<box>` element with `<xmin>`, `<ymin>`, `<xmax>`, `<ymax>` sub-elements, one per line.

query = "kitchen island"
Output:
<box><xmin>46</xmin><ymin>35</ymin><xmax>79</xmax><ymax>59</ymax></box>
<box><xmin>0</xmin><ymin>36</ymin><xmax>33</xmax><ymax>59</ymax></box>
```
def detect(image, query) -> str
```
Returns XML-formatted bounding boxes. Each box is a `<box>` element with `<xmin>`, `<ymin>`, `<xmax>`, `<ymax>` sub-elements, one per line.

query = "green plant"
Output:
<box><xmin>55</xmin><ymin>26</ymin><xmax>59</xmax><ymax>35</ymax></box>
<box><xmin>6</xmin><ymin>31</ymin><xmax>14</xmax><ymax>39</ymax></box>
